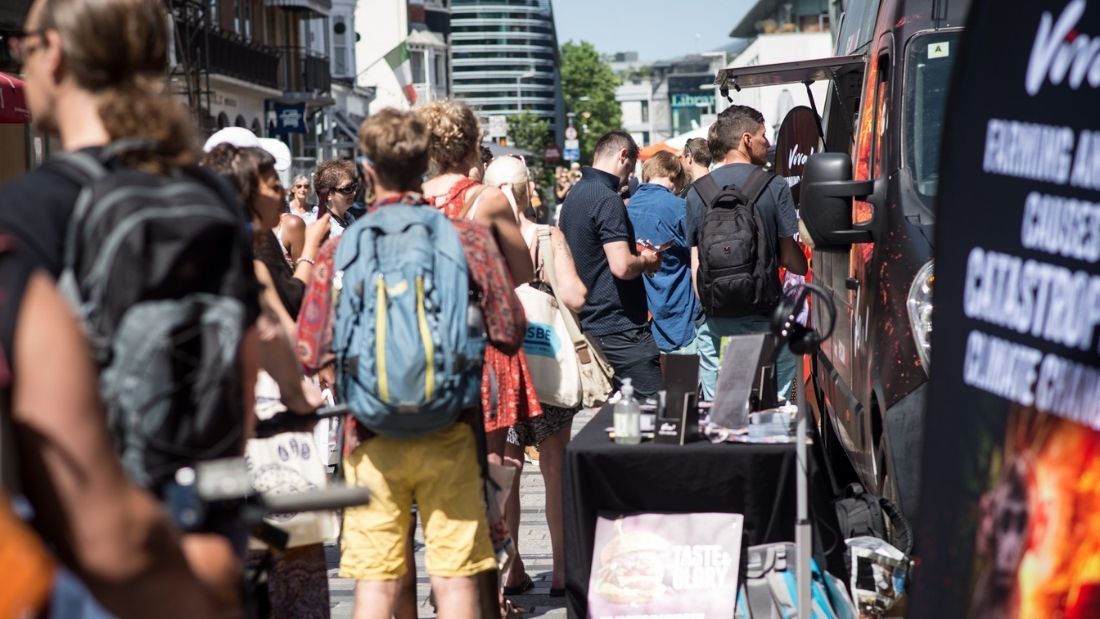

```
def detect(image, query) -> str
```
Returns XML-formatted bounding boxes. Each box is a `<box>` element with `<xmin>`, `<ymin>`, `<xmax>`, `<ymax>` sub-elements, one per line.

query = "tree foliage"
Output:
<box><xmin>507</xmin><ymin>112</ymin><xmax>550</xmax><ymax>156</ymax></box>
<box><xmin>560</xmin><ymin>41</ymin><xmax>622</xmax><ymax>163</ymax></box>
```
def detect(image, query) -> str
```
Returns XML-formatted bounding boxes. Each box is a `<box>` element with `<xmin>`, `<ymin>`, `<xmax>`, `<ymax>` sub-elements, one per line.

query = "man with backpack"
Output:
<box><xmin>296</xmin><ymin>109</ymin><xmax>519</xmax><ymax>618</ymax></box>
<box><xmin>686</xmin><ymin>106</ymin><xmax>808</xmax><ymax>402</ymax></box>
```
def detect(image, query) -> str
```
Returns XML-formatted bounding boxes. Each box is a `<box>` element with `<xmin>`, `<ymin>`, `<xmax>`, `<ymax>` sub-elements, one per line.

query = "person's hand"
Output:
<box><xmin>304</xmin><ymin>213</ymin><xmax>331</xmax><ymax>250</ymax></box>
<box><xmin>284</xmin><ymin>377</ymin><xmax>326</xmax><ymax>415</ymax></box>
<box><xmin>641</xmin><ymin>248</ymin><xmax>661</xmax><ymax>275</ymax></box>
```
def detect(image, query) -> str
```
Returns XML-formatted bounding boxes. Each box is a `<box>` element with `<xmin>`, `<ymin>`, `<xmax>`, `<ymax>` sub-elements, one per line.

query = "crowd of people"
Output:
<box><xmin>0</xmin><ymin>0</ymin><xmax>808</xmax><ymax>617</ymax></box>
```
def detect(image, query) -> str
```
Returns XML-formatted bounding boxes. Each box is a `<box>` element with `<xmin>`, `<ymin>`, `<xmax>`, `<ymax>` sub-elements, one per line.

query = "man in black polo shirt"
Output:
<box><xmin>559</xmin><ymin>131</ymin><xmax>663</xmax><ymax>398</ymax></box>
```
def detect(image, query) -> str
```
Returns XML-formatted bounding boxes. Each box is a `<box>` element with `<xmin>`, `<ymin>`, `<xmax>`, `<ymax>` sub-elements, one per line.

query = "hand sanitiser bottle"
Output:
<box><xmin>613</xmin><ymin>378</ymin><xmax>642</xmax><ymax>445</ymax></box>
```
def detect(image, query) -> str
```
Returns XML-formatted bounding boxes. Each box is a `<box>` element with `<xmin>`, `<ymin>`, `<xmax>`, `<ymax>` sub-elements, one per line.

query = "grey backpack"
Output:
<box><xmin>53</xmin><ymin>143</ymin><xmax>254</xmax><ymax>492</ymax></box>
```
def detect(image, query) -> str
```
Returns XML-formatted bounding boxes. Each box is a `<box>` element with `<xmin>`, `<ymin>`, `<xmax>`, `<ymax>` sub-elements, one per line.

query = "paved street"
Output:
<box><xmin>329</xmin><ymin>410</ymin><xmax>595</xmax><ymax>618</ymax></box>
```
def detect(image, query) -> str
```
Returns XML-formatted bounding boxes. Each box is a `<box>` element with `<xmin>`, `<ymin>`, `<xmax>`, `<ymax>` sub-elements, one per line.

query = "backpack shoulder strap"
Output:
<box><xmin>50</xmin><ymin>152</ymin><xmax>110</xmax><ymax>273</ymax></box>
<box><xmin>741</xmin><ymin>167</ymin><xmax>776</xmax><ymax>210</ymax></box>
<box><xmin>692</xmin><ymin>174</ymin><xmax>722</xmax><ymax>208</ymax></box>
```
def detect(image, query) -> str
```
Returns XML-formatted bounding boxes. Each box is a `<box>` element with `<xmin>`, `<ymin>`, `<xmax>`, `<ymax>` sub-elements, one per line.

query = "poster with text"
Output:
<box><xmin>587</xmin><ymin>512</ymin><xmax>742</xmax><ymax>619</ymax></box>
<box><xmin>912</xmin><ymin>1</ymin><xmax>1100</xmax><ymax>618</ymax></box>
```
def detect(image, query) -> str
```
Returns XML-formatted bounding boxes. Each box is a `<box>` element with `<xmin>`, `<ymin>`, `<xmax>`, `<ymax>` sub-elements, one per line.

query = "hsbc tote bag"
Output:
<box><xmin>519</xmin><ymin>227</ymin><xmax>613</xmax><ymax>409</ymax></box>
<box><xmin>517</xmin><ymin>227</ymin><xmax>582</xmax><ymax>408</ymax></box>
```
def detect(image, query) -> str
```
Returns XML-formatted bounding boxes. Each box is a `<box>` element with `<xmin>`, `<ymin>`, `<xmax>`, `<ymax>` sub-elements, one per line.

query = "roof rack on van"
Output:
<box><xmin>714</xmin><ymin>54</ymin><xmax>865</xmax><ymax>142</ymax></box>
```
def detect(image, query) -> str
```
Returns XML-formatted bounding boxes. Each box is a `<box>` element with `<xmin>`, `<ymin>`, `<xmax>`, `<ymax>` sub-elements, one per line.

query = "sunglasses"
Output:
<box><xmin>332</xmin><ymin>181</ymin><xmax>359</xmax><ymax>196</ymax></box>
<box><xmin>5</xmin><ymin>29</ymin><xmax>47</xmax><ymax>67</ymax></box>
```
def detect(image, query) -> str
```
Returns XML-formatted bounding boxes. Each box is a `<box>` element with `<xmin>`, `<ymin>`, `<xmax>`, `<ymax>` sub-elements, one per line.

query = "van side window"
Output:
<box><xmin>871</xmin><ymin>55</ymin><xmax>889</xmax><ymax>180</ymax></box>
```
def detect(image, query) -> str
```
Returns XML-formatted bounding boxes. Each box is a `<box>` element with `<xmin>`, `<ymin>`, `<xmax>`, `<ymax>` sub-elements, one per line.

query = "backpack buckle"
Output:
<box><xmin>343</xmin><ymin>356</ymin><xmax>359</xmax><ymax>377</ymax></box>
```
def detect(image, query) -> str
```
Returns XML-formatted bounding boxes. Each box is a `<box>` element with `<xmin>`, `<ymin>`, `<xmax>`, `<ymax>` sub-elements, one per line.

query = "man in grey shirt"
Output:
<box><xmin>685</xmin><ymin>105</ymin><xmax>807</xmax><ymax>401</ymax></box>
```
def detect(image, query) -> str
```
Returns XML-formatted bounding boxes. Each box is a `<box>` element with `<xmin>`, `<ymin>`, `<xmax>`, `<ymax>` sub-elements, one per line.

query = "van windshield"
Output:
<box><xmin>904</xmin><ymin>31</ymin><xmax>961</xmax><ymax>207</ymax></box>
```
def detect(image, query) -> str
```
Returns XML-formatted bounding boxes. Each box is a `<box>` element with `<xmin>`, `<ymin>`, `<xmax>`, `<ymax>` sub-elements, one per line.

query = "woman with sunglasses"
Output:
<box><xmin>288</xmin><ymin>175</ymin><xmax>317</xmax><ymax>224</ymax></box>
<box><xmin>312</xmin><ymin>159</ymin><xmax>359</xmax><ymax>238</ymax></box>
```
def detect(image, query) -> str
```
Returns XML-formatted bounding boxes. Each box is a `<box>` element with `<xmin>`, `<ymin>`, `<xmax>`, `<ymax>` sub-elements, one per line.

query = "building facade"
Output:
<box><xmin>356</xmin><ymin>0</ymin><xmax>450</xmax><ymax>114</ymax></box>
<box><xmin>723</xmin><ymin>0</ymin><xmax>832</xmax><ymax>142</ymax></box>
<box><xmin>449</xmin><ymin>0</ymin><xmax>564</xmax><ymax>147</ymax></box>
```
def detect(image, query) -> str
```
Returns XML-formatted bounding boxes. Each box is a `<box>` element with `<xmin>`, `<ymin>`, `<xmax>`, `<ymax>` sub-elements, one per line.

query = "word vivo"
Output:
<box><xmin>1027</xmin><ymin>0</ymin><xmax>1100</xmax><ymax>95</ymax></box>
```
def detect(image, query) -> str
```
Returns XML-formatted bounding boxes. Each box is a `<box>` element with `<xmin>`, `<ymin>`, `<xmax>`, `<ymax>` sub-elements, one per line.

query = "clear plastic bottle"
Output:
<box><xmin>613</xmin><ymin>378</ymin><xmax>642</xmax><ymax>445</ymax></box>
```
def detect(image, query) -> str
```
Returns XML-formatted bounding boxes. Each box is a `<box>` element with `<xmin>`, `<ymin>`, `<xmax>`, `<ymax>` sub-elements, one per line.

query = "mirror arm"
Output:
<box><xmin>811</xmin><ymin>179</ymin><xmax>874</xmax><ymax>199</ymax></box>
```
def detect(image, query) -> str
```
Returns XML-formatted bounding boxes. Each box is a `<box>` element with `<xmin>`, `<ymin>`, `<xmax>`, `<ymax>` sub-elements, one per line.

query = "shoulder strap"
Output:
<box><xmin>538</xmin><ymin>227</ymin><xmax>590</xmax><ymax>357</ymax></box>
<box><xmin>460</xmin><ymin>185</ymin><xmax>487</xmax><ymax>220</ymax></box>
<box><xmin>536</xmin><ymin>226</ymin><xmax>554</xmax><ymax>288</ymax></box>
<box><xmin>741</xmin><ymin>167</ymin><xmax>776</xmax><ymax>209</ymax></box>
<box><xmin>692</xmin><ymin>174</ymin><xmax>722</xmax><ymax>208</ymax></box>
<box><xmin>50</xmin><ymin>152</ymin><xmax>110</xmax><ymax>273</ymax></box>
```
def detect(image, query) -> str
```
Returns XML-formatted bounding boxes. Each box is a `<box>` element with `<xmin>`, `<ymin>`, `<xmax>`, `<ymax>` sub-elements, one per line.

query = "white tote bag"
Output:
<box><xmin>516</xmin><ymin>280</ymin><xmax>582</xmax><ymax>409</ymax></box>
<box><xmin>517</xmin><ymin>227</ymin><xmax>613</xmax><ymax>409</ymax></box>
<box><xmin>246</xmin><ymin>371</ymin><xmax>337</xmax><ymax>549</ymax></box>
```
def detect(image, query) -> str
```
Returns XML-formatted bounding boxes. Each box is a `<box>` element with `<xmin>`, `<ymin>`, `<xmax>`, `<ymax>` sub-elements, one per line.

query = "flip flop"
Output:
<box><xmin>502</xmin><ymin>573</ymin><xmax>534</xmax><ymax>596</ymax></box>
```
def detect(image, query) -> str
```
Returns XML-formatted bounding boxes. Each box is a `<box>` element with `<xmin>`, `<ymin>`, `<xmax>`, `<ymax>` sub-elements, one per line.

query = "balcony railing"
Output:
<box><xmin>279</xmin><ymin>47</ymin><xmax>331</xmax><ymax>95</ymax></box>
<box><xmin>176</xmin><ymin>22</ymin><xmax>280</xmax><ymax>90</ymax></box>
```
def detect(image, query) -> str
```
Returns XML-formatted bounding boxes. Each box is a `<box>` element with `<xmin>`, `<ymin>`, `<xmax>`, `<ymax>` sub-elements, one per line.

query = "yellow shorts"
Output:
<box><xmin>340</xmin><ymin>422</ymin><xmax>496</xmax><ymax>580</ymax></box>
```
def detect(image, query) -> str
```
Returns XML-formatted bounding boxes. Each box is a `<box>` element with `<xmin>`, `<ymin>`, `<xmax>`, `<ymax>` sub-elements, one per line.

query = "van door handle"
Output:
<box><xmin>845</xmin><ymin>277</ymin><xmax>860</xmax><ymax>291</ymax></box>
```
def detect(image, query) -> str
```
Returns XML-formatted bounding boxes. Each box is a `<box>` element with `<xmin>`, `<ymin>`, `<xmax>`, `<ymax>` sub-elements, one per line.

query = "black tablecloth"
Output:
<box><xmin>563</xmin><ymin>406</ymin><xmax>842</xmax><ymax>618</ymax></box>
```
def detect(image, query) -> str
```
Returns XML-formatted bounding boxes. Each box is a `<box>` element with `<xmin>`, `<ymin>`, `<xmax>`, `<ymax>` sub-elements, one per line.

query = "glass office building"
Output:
<box><xmin>449</xmin><ymin>0</ymin><xmax>564</xmax><ymax>146</ymax></box>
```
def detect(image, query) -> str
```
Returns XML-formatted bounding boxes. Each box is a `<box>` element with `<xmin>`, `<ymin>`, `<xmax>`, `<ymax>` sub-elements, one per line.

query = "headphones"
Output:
<box><xmin>770</xmin><ymin>282</ymin><xmax>836</xmax><ymax>356</ymax></box>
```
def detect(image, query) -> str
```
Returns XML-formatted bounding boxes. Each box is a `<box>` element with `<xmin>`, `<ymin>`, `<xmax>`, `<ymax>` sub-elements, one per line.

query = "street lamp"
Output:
<box><xmin>516</xmin><ymin>69</ymin><xmax>536</xmax><ymax>112</ymax></box>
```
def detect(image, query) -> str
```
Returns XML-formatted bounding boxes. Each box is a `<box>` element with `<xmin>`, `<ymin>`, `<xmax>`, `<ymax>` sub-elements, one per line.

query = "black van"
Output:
<box><xmin>714</xmin><ymin>0</ymin><xmax>968</xmax><ymax>523</ymax></box>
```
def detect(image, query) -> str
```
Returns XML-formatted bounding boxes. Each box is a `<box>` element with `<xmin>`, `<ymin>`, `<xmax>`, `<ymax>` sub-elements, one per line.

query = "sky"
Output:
<box><xmin>551</xmin><ymin>0</ymin><xmax>756</xmax><ymax>62</ymax></box>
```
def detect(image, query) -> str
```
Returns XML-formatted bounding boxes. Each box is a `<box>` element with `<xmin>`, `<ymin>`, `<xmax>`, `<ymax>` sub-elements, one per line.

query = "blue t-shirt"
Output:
<box><xmin>558</xmin><ymin>167</ymin><xmax>648</xmax><ymax>336</ymax></box>
<box><xmin>627</xmin><ymin>183</ymin><xmax>700</xmax><ymax>351</ymax></box>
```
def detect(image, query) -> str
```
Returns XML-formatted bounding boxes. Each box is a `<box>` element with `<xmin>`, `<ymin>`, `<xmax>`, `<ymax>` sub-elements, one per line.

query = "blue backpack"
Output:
<box><xmin>332</xmin><ymin>204</ymin><xmax>483</xmax><ymax>437</ymax></box>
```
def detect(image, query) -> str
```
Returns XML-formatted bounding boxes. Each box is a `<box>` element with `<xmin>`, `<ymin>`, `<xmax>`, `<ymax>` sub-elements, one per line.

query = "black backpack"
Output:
<box><xmin>53</xmin><ymin>142</ymin><xmax>255</xmax><ymax>494</ymax></box>
<box><xmin>693</xmin><ymin>168</ymin><xmax>782</xmax><ymax>317</ymax></box>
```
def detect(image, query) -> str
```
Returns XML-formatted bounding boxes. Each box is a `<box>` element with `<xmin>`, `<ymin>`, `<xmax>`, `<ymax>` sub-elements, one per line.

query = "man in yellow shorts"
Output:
<box><xmin>297</xmin><ymin>107</ymin><xmax>516</xmax><ymax>618</ymax></box>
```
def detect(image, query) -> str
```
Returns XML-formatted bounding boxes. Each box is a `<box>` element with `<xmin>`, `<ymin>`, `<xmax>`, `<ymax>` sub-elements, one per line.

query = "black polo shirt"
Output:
<box><xmin>558</xmin><ymin>167</ymin><xmax>648</xmax><ymax>336</ymax></box>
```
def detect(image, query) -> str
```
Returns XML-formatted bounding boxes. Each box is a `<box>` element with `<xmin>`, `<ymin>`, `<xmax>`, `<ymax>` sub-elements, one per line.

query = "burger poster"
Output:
<box><xmin>588</xmin><ymin>512</ymin><xmax>743</xmax><ymax>618</ymax></box>
<box><xmin>913</xmin><ymin>1</ymin><xmax>1100</xmax><ymax>617</ymax></box>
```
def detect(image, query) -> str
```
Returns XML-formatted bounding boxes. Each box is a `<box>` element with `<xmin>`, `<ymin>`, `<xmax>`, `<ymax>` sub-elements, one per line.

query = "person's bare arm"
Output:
<box><xmin>279</xmin><ymin>214</ymin><xmax>306</xmax><ymax>264</ymax></box>
<box><xmin>292</xmin><ymin>213</ymin><xmax>331</xmax><ymax>284</ymax></box>
<box><xmin>12</xmin><ymin>274</ymin><xmax>216</xmax><ymax>618</ymax></box>
<box><xmin>549</xmin><ymin>227</ymin><xmax>587</xmax><ymax>312</ymax></box>
<box><xmin>778</xmin><ymin>237</ymin><xmax>808</xmax><ymax>275</ymax></box>
<box><xmin>604</xmin><ymin>241</ymin><xmax>660</xmax><ymax>280</ymax></box>
<box><xmin>691</xmin><ymin>246</ymin><xmax>700</xmax><ymax>298</ymax></box>
<box><xmin>473</xmin><ymin>187</ymin><xmax>534</xmax><ymax>284</ymax></box>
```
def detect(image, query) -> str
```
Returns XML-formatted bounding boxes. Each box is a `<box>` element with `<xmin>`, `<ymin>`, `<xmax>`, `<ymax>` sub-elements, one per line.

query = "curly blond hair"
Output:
<box><xmin>417</xmin><ymin>100</ymin><xmax>482</xmax><ymax>174</ymax></box>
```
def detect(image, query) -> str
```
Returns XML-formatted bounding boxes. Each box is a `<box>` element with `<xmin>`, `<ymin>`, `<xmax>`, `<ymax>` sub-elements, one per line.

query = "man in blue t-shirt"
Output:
<box><xmin>627</xmin><ymin>151</ymin><xmax>700</xmax><ymax>354</ymax></box>
<box><xmin>685</xmin><ymin>106</ymin><xmax>808</xmax><ymax>401</ymax></box>
<box><xmin>558</xmin><ymin>132</ymin><xmax>663</xmax><ymax>398</ymax></box>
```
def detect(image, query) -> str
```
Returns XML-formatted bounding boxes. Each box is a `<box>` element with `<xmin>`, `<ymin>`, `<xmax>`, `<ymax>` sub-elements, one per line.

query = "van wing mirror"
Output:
<box><xmin>800</xmin><ymin>152</ymin><xmax>875</xmax><ymax>250</ymax></box>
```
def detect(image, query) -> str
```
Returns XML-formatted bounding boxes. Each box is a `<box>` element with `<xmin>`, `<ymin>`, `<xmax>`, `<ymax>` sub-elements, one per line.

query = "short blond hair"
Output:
<box><xmin>358</xmin><ymin>108</ymin><xmax>430</xmax><ymax>192</ymax></box>
<box><xmin>641</xmin><ymin>151</ymin><xmax>685</xmax><ymax>186</ymax></box>
<box><xmin>417</xmin><ymin>100</ymin><xmax>482</xmax><ymax>174</ymax></box>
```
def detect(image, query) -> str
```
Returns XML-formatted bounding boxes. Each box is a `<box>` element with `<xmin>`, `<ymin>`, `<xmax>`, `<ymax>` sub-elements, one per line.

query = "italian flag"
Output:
<box><xmin>385</xmin><ymin>40</ymin><xmax>417</xmax><ymax>105</ymax></box>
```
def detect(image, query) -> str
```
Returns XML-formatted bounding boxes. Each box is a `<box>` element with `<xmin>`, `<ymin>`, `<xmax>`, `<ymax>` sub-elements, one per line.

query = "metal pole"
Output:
<box><xmin>517</xmin><ymin>75</ymin><xmax>522</xmax><ymax>112</ymax></box>
<box><xmin>796</xmin><ymin>356</ymin><xmax>811</xmax><ymax>619</ymax></box>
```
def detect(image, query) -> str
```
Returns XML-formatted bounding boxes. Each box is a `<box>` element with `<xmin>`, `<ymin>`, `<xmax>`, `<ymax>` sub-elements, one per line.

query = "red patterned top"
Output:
<box><xmin>425</xmin><ymin>180</ymin><xmax>544</xmax><ymax>432</ymax></box>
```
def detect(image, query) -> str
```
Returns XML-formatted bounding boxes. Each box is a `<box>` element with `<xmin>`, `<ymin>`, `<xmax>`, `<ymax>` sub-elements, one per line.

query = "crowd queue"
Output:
<box><xmin>0</xmin><ymin>0</ymin><xmax>807</xmax><ymax>617</ymax></box>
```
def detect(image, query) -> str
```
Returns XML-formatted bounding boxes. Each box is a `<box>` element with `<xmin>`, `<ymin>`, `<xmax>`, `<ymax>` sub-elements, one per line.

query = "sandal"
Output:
<box><xmin>502</xmin><ymin>573</ymin><xmax>535</xmax><ymax>596</ymax></box>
